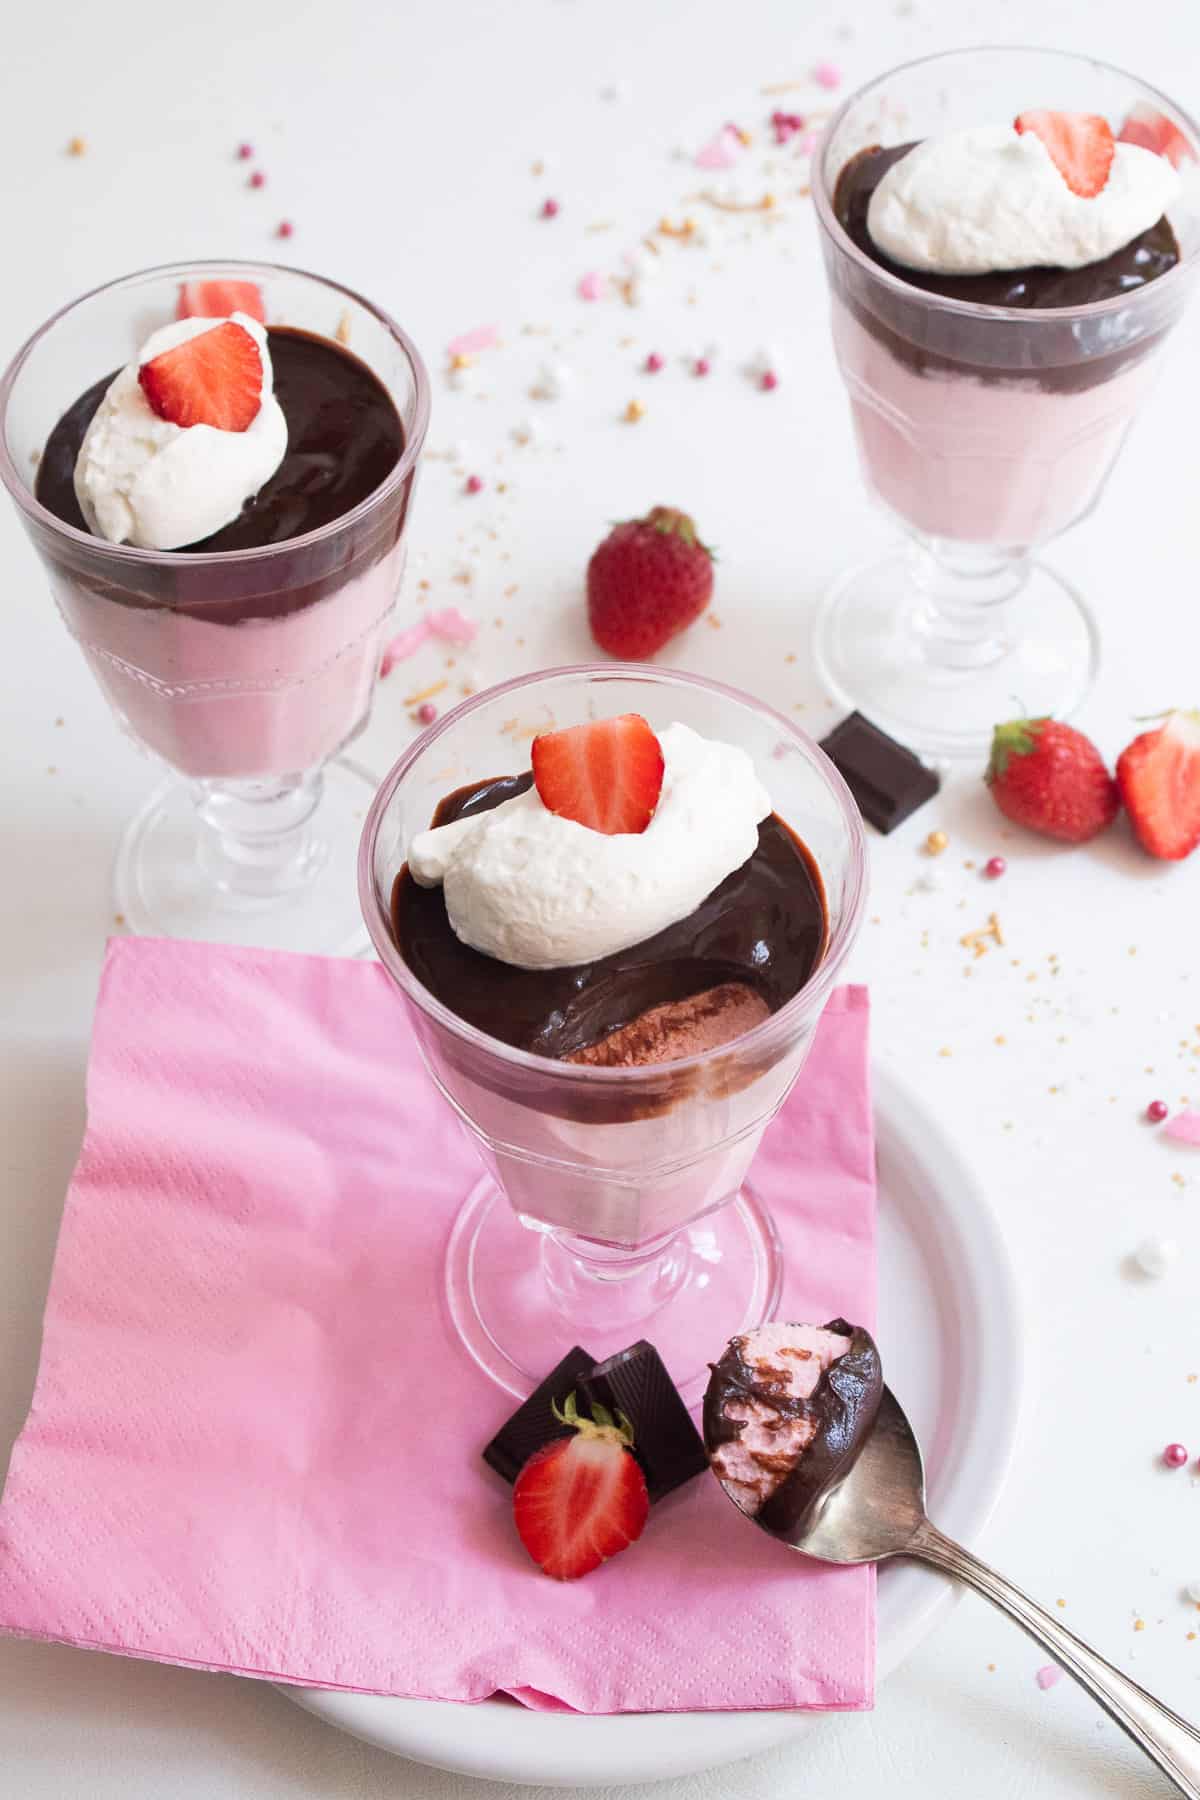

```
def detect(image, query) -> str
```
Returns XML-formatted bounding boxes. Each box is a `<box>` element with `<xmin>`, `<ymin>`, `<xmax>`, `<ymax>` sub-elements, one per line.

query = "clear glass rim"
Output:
<box><xmin>812</xmin><ymin>43</ymin><xmax>1200</xmax><ymax>324</ymax></box>
<box><xmin>358</xmin><ymin>662</ymin><xmax>870</xmax><ymax>1087</ymax></box>
<box><xmin>0</xmin><ymin>257</ymin><xmax>432</xmax><ymax>569</ymax></box>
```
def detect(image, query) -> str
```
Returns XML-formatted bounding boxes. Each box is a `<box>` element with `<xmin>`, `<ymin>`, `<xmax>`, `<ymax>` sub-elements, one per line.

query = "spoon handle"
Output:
<box><xmin>911</xmin><ymin>1520</ymin><xmax>1200</xmax><ymax>1799</ymax></box>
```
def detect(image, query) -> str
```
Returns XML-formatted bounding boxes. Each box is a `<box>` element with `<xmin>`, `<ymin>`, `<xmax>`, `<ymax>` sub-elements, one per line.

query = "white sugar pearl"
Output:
<box><xmin>1135</xmin><ymin>1237</ymin><xmax>1180</xmax><ymax>1279</ymax></box>
<box><xmin>1187</xmin><ymin>1580</ymin><xmax>1200</xmax><ymax>1604</ymax></box>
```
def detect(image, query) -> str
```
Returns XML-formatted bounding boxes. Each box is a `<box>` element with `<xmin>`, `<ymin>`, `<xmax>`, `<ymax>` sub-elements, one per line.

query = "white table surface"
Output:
<box><xmin>2</xmin><ymin>0</ymin><xmax>1198</xmax><ymax>1794</ymax></box>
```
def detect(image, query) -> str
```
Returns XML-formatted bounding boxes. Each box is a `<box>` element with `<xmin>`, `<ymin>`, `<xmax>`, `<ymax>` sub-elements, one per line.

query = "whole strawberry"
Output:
<box><xmin>985</xmin><ymin>716</ymin><xmax>1119</xmax><ymax>843</ymax></box>
<box><xmin>1116</xmin><ymin>710</ymin><xmax>1200</xmax><ymax>861</ymax></box>
<box><xmin>513</xmin><ymin>1393</ymin><xmax>649</xmax><ymax>1580</ymax></box>
<box><xmin>587</xmin><ymin>505</ymin><xmax>714</xmax><ymax>659</ymax></box>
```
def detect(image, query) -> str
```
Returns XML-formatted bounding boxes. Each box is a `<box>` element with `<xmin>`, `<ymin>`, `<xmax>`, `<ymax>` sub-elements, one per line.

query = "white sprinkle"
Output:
<box><xmin>1135</xmin><ymin>1237</ymin><xmax>1180</xmax><ymax>1280</ymax></box>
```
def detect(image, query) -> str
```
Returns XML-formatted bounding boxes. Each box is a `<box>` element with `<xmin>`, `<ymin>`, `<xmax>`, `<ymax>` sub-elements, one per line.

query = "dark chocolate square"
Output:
<box><xmin>482</xmin><ymin>1345</ymin><xmax>596</xmax><ymax>1483</ymax></box>
<box><xmin>819</xmin><ymin>710</ymin><xmax>940</xmax><ymax>834</ymax></box>
<box><xmin>581</xmin><ymin>1340</ymin><xmax>708</xmax><ymax>1501</ymax></box>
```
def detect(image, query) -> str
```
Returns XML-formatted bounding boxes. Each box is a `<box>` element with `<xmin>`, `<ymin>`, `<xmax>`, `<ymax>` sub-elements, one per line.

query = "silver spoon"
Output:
<box><xmin>731</xmin><ymin>1385</ymin><xmax>1200</xmax><ymax>1797</ymax></box>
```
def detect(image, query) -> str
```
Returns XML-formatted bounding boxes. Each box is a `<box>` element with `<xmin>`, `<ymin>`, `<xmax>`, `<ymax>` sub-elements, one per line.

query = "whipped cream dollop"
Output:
<box><xmin>73</xmin><ymin>313</ymin><xmax>287</xmax><ymax>550</ymax></box>
<box><xmin>867</xmin><ymin>126</ymin><xmax>1179</xmax><ymax>276</ymax></box>
<box><xmin>408</xmin><ymin>722</ymin><xmax>772</xmax><ymax>970</ymax></box>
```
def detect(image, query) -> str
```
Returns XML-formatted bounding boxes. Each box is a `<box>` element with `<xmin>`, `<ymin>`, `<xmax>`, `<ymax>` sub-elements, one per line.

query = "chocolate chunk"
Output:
<box><xmin>482</xmin><ymin>1345</ymin><xmax>596</xmax><ymax>1483</ymax></box>
<box><xmin>820</xmin><ymin>710</ymin><xmax>940</xmax><ymax>834</ymax></box>
<box><xmin>581</xmin><ymin>1340</ymin><xmax>708</xmax><ymax>1501</ymax></box>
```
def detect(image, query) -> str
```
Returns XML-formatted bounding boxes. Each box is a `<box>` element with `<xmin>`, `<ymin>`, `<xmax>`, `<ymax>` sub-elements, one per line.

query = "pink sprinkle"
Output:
<box><xmin>540</xmin><ymin>198</ymin><xmax>560</xmax><ymax>219</ymax></box>
<box><xmin>694</xmin><ymin>357</ymin><xmax>711</xmax><ymax>377</ymax></box>
<box><xmin>1036</xmin><ymin>1665</ymin><xmax>1063</xmax><ymax>1691</ymax></box>
<box><xmin>645</xmin><ymin>351</ymin><xmax>664</xmax><ymax>373</ymax></box>
<box><xmin>465</xmin><ymin>474</ymin><xmax>484</xmax><ymax>495</ymax></box>
<box><xmin>798</xmin><ymin>131</ymin><xmax>819</xmax><ymax>156</ymax></box>
<box><xmin>236</xmin><ymin>143</ymin><xmax>254</xmax><ymax>161</ymax></box>
<box><xmin>1165</xmin><ymin>1109</ymin><xmax>1200</xmax><ymax>1145</ymax></box>
<box><xmin>248</xmin><ymin>170</ymin><xmax>266</xmax><ymax>189</ymax></box>
<box><xmin>1165</xmin><ymin>1442</ymin><xmax>1190</xmax><ymax>1469</ymax></box>
<box><xmin>446</xmin><ymin>323</ymin><xmax>500</xmax><ymax>358</ymax></box>
<box><xmin>379</xmin><ymin>621</ymin><xmax>431</xmax><ymax>676</ymax></box>
<box><xmin>578</xmin><ymin>270</ymin><xmax>606</xmax><ymax>302</ymax></box>
<box><xmin>426</xmin><ymin>606</ymin><xmax>477</xmax><ymax>647</ymax></box>
<box><xmin>416</xmin><ymin>702</ymin><xmax>438</xmax><ymax>726</ymax></box>
<box><xmin>695</xmin><ymin>126</ymin><xmax>742</xmax><ymax>170</ymax></box>
<box><xmin>760</xmin><ymin>370</ymin><xmax>779</xmax><ymax>391</ymax></box>
<box><xmin>276</xmin><ymin>220</ymin><xmax>293</xmax><ymax>238</ymax></box>
<box><xmin>984</xmin><ymin>856</ymin><xmax>1007</xmax><ymax>879</ymax></box>
<box><xmin>771</xmin><ymin>111</ymin><xmax>806</xmax><ymax>146</ymax></box>
<box><xmin>813</xmin><ymin>61</ymin><xmax>842</xmax><ymax>90</ymax></box>
<box><xmin>1147</xmin><ymin>1099</ymin><xmax>1170</xmax><ymax>1123</ymax></box>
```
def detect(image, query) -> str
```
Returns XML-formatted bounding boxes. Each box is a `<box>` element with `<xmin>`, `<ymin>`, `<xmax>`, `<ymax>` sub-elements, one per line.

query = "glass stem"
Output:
<box><xmin>909</xmin><ymin>539</ymin><xmax>1030</xmax><ymax>672</ymax></box>
<box><xmin>540</xmin><ymin>1228</ymin><xmax>691</xmax><ymax>1332</ymax></box>
<box><xmin>193</xmin><ymin>768</ymin><xmax>328</xmax><ymax>900</ymax></box>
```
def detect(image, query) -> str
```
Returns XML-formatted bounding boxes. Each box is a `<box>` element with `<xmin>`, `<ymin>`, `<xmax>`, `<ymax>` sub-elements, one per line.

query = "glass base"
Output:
<box><xmin>813</xmin><ymin>547</ymin><xmax>1100</xmax><ymax>761</ymax></box>
<box><xmin>112</xmin><ymin>757</ymin><xmax>377</xmax><ymax>954</ymax></box>
<box><xmin>444</xmin><ymin>1174</ymin><xmax>783</xmax><ymax>1404</ymax></box>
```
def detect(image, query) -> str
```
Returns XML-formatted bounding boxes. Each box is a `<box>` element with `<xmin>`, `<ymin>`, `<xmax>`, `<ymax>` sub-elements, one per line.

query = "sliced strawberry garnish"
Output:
<box><xmin>531</xmin><ymin>713</ymin><xmax>664</xmax><ymax>836</ymax></box>
<box><xmin>138</xmin><ymin>321</ymin><xmax>263</xmax><ymax>433</ymax></box>
<box><xmin>513</xmin><ymin>1395</ymin><xmax>649</xmax><ymax>1580</ymax></box>
<box><xmin>1014</xmin><ymin>110</ymin><xmax>1115</xmax><ymax>198</ymax></box>
<box><xmin>1118</xmin><ymin>103</ymin><xmax>1194</xmax><ymax>170</ymax></box>
<box><xmin>176</xmin><ymin>279</ymin><xmax>267</xmax><ymax>323</ymax></box>
<box><xmin>1116</xmin><ymin>710</ymin><xmax>1200</xmax><ymax>861</ymax></box>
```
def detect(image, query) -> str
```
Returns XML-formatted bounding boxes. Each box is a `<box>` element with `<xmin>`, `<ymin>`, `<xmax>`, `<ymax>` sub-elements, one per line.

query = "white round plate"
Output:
<box><xmin>284</xmin><ymin>1061</ymin><xmax>1024</xmax><ymax>1788</ymax></box>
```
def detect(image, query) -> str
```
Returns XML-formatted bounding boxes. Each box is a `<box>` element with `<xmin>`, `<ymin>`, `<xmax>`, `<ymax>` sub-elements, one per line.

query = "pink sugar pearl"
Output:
<box><xmin>760</xmin><ymin>370</ymin><xmax>779</xmax><ymax>391</ymax></box>
<box><xmin>236</xmin><ymin>142</ymin><xmax>254</xmax><ymax>161</ymax></box>
<box><xmin>540</xmin><ymin>197</ymin><xmax>560</xmax><ymax>218</ymax></box>
<box><xmin>645</xmin><ymin>351</ymin><xmax>664</xmax><ymax>373</ymax></box>
<box><xmin>1164</xmin><ymin>1443</ymin><xmax>1189</xmax><ymax>1469</ymax></box>
<box><xmin>813</xmin><ymin>61</ymin><xmax>842</xmax><ymax>90</ymax></box>
<box><xmin>465</xmin><ymin>474</ymin><xmax>484</xmax><ymax>495</ymax></box>
<box><xmin>416</xmin><ymin>702</ymin><xmax>438</xmax><ymax>726</ymax></box>
<box><xmin>985</xmin><ymin>856</ymin><xmax>1007</xmax><ymax>879</ymax></box>
<box><xmin>276</xmin><ymin>219</ymin><xmax>294</xmax><ymax>238</ymax></box>
<box><xmin>248</xmin><ymin>170</ymin><xmax>265</xmax><ymax>189</ymax></box>
<box><xmin>1147</xmin><ymin>1100</ymin><xmax>1170</xmax><ymax>1123</ymax></box>
<box><xmin>693</xmin><ymin>357</ymin><xmax>710</xmax><ymax>377</ymax></box>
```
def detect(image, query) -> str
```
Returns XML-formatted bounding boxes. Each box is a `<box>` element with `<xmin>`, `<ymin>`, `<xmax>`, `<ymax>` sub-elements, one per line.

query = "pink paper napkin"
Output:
<box><xmin>0</xmin><ymin>937</ymin><xmax>876</xmax><ymax>1713</ymax></box>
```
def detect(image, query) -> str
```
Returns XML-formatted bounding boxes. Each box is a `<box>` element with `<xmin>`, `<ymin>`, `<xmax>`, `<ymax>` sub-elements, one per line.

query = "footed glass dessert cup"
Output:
<box><xmin>812</xmin><ymin>47</ymin><xmax>1200</xmax><ymax>759</ymax></box>
<box><xmin>360</xmin><ymin>665</ymin><xmax>868</xmax><ymax>1400</ymax></box>
<box><xmin>0</xmin><ymin>261</ymin><xmax>430</xmax><ymax>952</ymax></box>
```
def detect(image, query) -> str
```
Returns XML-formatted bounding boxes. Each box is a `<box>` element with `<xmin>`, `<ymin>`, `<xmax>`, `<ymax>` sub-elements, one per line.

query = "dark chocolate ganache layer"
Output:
<box><xmin>834</xmin><ymin>142</ymin><xmax>1180</xmax><ymax>309</ymax></box>
<box><xmin>390</xmin><ymin>773</ymin><xmax>828</xmax><ymax>1061</ymax></box>
<box><xmin>35</xmin><ymin>327</ymin><xmax>405</xmax><ymax>553</ymax></box>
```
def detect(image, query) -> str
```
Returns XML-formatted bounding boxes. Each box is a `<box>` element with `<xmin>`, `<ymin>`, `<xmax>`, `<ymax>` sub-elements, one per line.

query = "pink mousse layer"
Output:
<box><xmin>710</xmin><ymin>1322</ymin><xmax>851</xmax><ymax>1514</ymax></box>
<box><xmin>831</xmin><ymin>300</ymin><xmax>1161</xmax><ymax>548</ymax></box>
<box><xmin>50</xmin><ymin>541</ymin><xmax>404</xmax><ymax>780</ymax></box>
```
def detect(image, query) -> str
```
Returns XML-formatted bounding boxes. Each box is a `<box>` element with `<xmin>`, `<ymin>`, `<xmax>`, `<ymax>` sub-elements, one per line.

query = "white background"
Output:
<box><xmin>2</xmin><ymin>0</ymin><xmax>1199</xmax><ymax>1795</ymax></box>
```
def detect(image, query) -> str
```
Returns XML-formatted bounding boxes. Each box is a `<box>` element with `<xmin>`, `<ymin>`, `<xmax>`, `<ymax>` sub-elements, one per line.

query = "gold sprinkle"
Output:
<box><xmin>699</xmin><ymin>189</ymin><xmax>776</xmax><ymax>215</ymax></box>
<box><xmin>67</xmin><ymin>135</ymin><xmax>86</xmax><ymax>156</ymax></box>
<box><xmin>449</xmin><ymin>352</ymin><xmax>475</xmax><ymax>371</ymax></box>
<box><xmin>1188</xmin><ymin>1633</ymin><xmax>1197</xmax><ymax>1642</ymax></box>
<box><xmin>924</xmin><ymin>829</ymin><xmax>948</xmax><ymax>856</ymax></box>
<box><xmin>706</xmin><ymin>613</ymin><xmax>722</xmax><ymax>629</ymax></box>
<box><xmin>402</xmin><ymin>679</ymin><xmax>447</xmax><ymax>707</ymax></box>
<box><xmin>658</xmin><ymin>215</ymin><xmax>696</xmax><ymax>240</ymax></box>
<box><xmin>530</xmin><ymin>159</ymin><xmax>545</xmax><ymax>177</ymax></box>
<box><xmin>995</xmin><ymin>1035</ymin><xmax>1007</xmax><ymax>1046</ymax></box>
<box><xmin>963</xmin><ymin>860</ymin><xmax>976</xmax><ymax>871</ymax></box>
<box><xmin>1134</xmin><ymin>1619</ymin><xmax>1146</xmax><ymax>1632</ymax></box>
<box><xmin>938</xmin><ymin>1047</ymin><xmax>953</xmax><ymax>1059</ymax></box>
<box><xmin>986</xmin><ymin>1662</ymin><xmax>997</xmax><ymax>1673</ymax></box>
<box><xmin>586</xmin><ymin>220</ymin><xmax>616</xmax><ymax>233</ymax></box>
<box><xmin>113</xmin><ymin>912</ymin><xmax>126</xmax><ymax>926</ymax></box>
<box><xmin>784</xmin><ymin>652</ymin><xmax>796</xmax><ymax>664</ymax></box>
<box><xmin>623</xmin><ymin>397</ymin><xmax>646</xmax><ymax>423</ymax></box>
<box><xmin>335</xmin><ymin>311</ymin><xmax>352</xmax><ymax>346</ymax></box>
<box><xmin>761</xmin><ymin>80</ymin><xmax>806</xmax><ymax>94</ymax></box>
<box><xmin>503</xmin><ymin>584</ymin><xmax>519</xmax><ymax>599</ymax></box>
<box><xmin>961</xmin><ymin>913</ymin><xmax>1005</xmax><ymax>959</ymax></box>
<box><xmin>1056</xmin><ymin>1599</ymin><xmax>1066</xmax><ymax>1609</ymax></box>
